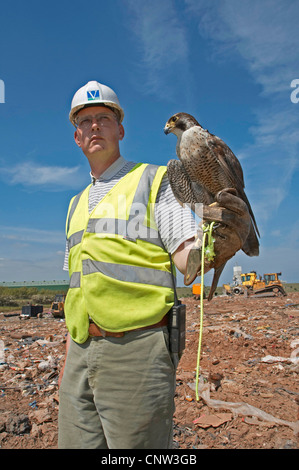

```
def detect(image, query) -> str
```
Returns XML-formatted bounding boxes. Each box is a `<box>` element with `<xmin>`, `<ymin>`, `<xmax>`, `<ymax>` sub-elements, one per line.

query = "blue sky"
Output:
<box><xmin>0</xmin><ymin>0</ymin><xmax>298</xmax><ymax>286</ymax></box>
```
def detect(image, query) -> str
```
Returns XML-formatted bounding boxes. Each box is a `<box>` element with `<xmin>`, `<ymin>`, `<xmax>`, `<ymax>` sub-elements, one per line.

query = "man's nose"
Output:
<box><xmin>91</xmin><ymin>118</ymin><xmax>100</xmax><ymax>129</ymax></box>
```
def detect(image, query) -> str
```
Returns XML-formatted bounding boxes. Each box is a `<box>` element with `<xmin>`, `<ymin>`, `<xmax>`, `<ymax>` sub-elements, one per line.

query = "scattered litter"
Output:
<box><xmin>208</xmin><ymin>372</ymin><xmax>223</xmax><ymax>390</ymax></box>
<box><xmin>5</xmin><ymin>414</ymin><xmax>31</xmax><ymax>435</ymax></box>
<box><xmin>261</xmin><ymin>355</ymin><xmax>299</xmax><ymax>365</ymax></box>
<box><xmin>187</xmin><ymin>377</ymin><xmax>299</xmax><ymax>435</ymax></box>
<box><xmin>243</xmin><ymin>416</ymin><xmax>276</xmax><ymax>428</ymax></box>
<box><xmin>0</xmin><ymin>310</ymin><xmax>67</xmax><ymax>448</ymax></box>
<box><xmin>1</xmin><ymin>290</ymin><xmax>299</xmax><ymax>449</ymax></box>
<box><xmin>38</xmin><ymin>355</ymin><xmax>56</xmax><ymax>371</ymax></box>
<box><xmin>193</xmin><ymin>412</ymin><xmax>232</xmax><ymax>428</ymax></box>
<box><xmin>185</xmin><ymin>395</ymin><xmax>193</xmax><ymax>402</ymax></box>
<box><xmin>29</xmin><ymin>400</ymin><xmax>38</xmax><ymax>409</ymax></box>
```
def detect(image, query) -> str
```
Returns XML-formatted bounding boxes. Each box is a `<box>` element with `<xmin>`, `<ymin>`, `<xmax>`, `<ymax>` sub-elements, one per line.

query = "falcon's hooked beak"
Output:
<box><xmin>164</xmin><ymin>124</ymin><xmax>172</xmax><ymax>135</ymax></box>
<box><xmin>164</xmin><ymin>120</ymin><xmax>177</xmax><ymax>135</ymax></box>
<box><xmin>164</xmin><ymin>114</ymin><xmax>179</xmax><ymax>135</ymax></box>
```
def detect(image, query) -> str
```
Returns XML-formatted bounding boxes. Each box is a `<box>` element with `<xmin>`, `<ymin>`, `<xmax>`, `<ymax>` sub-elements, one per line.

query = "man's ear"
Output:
<box><xmin>74</xmin><ymin>130</ymin><xmax>81</xmax><ymax>148</ymax></box>
<box><xmin>118</xmin><ymin>124</ymin><xmax>125</xmax><ymax>141</ymax></box>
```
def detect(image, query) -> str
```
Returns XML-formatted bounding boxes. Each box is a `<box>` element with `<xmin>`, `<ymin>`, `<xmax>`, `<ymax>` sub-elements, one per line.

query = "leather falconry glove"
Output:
<box><xmin>184</xmin><ymin>188</ymin><xmax>252</xmax><ymax>296</ymax></box>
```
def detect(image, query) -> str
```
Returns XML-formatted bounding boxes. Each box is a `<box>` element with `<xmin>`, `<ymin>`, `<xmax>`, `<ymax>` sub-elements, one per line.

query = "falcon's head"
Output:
<box><xmin>164</xmin><ymin>112</ymin><xmax>200</xmax><ymax>137</ymax></box>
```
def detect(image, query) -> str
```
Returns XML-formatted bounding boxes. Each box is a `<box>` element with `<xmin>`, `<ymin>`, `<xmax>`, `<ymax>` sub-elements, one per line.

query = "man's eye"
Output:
<box><xmin>98</xmin><ymin>115</ymin><xmax>109</xmax><ymax>122</ymax></box>
<box><xmin>77</xmin><ymin>118</ymin><xmax>89</xmax><ymax>127</ymax></box>
<box><xmin>81</xmin><ymin>118</ymin><xmax>92</xmax><ymax>126</ymax></box>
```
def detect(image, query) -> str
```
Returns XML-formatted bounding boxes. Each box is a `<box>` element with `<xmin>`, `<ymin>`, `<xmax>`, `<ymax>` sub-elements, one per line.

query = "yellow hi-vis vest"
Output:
<box><xmin>64</xmin><ymin>163</ymin><xmax>175</xmax><ymax>344</ymax></box>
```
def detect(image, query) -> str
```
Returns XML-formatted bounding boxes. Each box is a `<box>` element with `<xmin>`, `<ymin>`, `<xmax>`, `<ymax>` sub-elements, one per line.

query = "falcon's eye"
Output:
<box><xmin>172</xmin><ymin>116</ymin><xmax>178</xmax><ymax>123</ymax></box>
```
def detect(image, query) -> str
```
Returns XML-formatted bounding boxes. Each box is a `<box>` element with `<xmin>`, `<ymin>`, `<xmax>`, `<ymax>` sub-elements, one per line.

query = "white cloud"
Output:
<box><xmin>0</xmin><ymin>225</ymin><xmax>65</xmax><ymax>245</ymax></box>
<box><xmin>0</xmin><ymin>161</ymin><xmax>87</xmax><ymax>191</ymax></box>
<box><xmin>185</xmin><ymin>0</ymin><xmax>299</xmax><ymax>95</ymax></box>
<box><xmin>239</xmin><ymin>103</ymin><xmax>299</xmax><ymax>219</ymax></box>
<box><xmin>0</xmin><ymin>255</ymin><xmax>67</xmax><ymax>283</ymax></box>
<box><xmin>123</xmin><ymin>0</ymin><xmax>191</xmax><ymax>100</ymax></box>
<box><xmin>0</xmin><ymin>226</ymin><xmax>67</xmax><ymax>282</ymax></box>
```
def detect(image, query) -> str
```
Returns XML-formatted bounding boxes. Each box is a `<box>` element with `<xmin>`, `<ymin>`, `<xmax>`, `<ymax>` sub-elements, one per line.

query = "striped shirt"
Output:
<box><xmin>63</xmin><ymin>156</ymin><xmax>197</xmax><ymax>271</ymax></box>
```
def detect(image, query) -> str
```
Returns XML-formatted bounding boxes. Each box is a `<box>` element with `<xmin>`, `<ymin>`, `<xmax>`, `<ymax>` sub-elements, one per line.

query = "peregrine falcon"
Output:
<box><xmin>164</xmin><ymin>112</ymin><xmax>260</xmax><ymax>298</ymax></box>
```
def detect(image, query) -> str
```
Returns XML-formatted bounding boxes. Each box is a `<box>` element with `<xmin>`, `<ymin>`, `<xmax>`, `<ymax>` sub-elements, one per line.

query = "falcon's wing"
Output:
<box><xmin>177</xmin><ymin>126</ymin><xmax>260</xmax><ymax>239</ymax></box>
<box><xmin>205</xmin><ymin>132</ymin><xmax>245</xmax><ymax>192</ymax></box>
<box><xmin>167</xmin><ymin>159</ymin><xmax>214</xmax><ymax>217</ymax></box>
<box><xmin>176</xmin><ymin>126</ymin><xmax>244</xmax><ymax>195</ymax></box>
<box><xmin>205</xmin><ymin>132</ymin><xmax>260</xmax><ymax>238</ymax></box>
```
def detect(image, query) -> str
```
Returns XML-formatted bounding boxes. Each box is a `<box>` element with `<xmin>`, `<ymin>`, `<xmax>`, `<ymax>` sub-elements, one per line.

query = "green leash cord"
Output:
<box><xmin>195</xmin><ymin>221</ymin><xmax>215</xmax><ymax>401</ymax></box>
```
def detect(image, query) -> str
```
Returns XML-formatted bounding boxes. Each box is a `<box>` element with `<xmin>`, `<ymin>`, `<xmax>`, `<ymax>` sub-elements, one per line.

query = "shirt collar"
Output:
<box><xmin>90</xmin><ymin>155</ymin><xmax>127</xmax><ymax>184</ymax></box>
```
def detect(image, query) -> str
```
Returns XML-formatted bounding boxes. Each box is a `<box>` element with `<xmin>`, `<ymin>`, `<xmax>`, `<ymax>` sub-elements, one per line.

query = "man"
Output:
<box><xmin>58</xmin><ymin>81</ymin><xmax>251</xmax><ymax>449</ymax></box>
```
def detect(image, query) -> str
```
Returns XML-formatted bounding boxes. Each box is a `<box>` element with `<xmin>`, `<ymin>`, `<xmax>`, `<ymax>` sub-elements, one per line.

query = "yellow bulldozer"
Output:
<box><xmin>50</xmin><ymin>294</ymin><xmax>66</xmax><ymax>318</ymax></box>
<box><xmin>223</xmin><ymin>271</ymin><xmax>286</xmax><ymax>298</ymax></box>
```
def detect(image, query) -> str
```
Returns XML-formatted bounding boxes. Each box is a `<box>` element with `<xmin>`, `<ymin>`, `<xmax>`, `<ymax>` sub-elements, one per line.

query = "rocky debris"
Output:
<box><xmin>1</xmin><ymin>413</ymin><xmax>31</xmax><ymax>435</ymax></box>
<box><xmin>0</xmin><ymin>311</ymin><xmax>67</xmax><ymax>448</ymax></box>
<box><xmin>0</xmin><ymin>293</ymin><xmax>299</xmax><ymax>449</ymax></box>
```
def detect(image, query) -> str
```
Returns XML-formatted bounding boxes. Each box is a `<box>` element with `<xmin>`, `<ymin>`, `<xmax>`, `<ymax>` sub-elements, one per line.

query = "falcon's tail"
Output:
<box><xmin>240</xmin><ymin>189</ymin><xmax>260</xmax><ymax>238</ymax></box>
<box><xmin>207</xmin><ymin>262</ymin><xmax>226</xmax><ymax>301</ymax></box>
<box><xmin>242</xmin><ymin>222</ymin><xmax>259</xmax><ymax>257</ymax></box>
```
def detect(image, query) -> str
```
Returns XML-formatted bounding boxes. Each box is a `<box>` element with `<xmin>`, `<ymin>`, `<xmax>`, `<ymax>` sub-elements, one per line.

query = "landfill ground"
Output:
<box><xmin>0</xmin><ymin>292</ymin><xmax>298</xmax><ymax>449</ymax></box>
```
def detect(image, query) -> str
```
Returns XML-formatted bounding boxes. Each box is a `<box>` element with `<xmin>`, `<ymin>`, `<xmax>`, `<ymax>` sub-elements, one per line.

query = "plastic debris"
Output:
<box><xmin>193</xmin><ymin>412</ymin><xmax>232</xmax><ymax>428</ymax></box>
<box><xmin>261</xmin><ymin>355</ymin><xmax>299</xmax><ymax>365</ymax></box>
<box><xmin>188</xmin><ymin>377</ymin><xmax>299</xmax><ymax>435</ymax></box>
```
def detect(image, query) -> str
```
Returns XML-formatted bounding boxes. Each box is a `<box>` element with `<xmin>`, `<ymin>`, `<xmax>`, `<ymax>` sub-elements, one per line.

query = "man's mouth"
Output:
<box><xmin>90</xmin><ymin>135</ymin><xmax>104</xmax><ymax>143</ymax></box>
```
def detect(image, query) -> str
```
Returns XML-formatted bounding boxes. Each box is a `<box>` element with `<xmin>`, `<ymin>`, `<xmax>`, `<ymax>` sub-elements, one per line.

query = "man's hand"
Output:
<box><xmin>184</xmin><ymin>188</ymin><xmax>252</xmax><ymax>285</ymax></box>
<box><xmin>203</xmin><ymin>188</ymin><xmax>251</xmax><ymax>246</ymax></box>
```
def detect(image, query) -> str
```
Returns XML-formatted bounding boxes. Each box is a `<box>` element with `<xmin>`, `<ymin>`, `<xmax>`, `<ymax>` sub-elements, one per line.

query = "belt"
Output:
<box><xmin>88</xmin><ymin>314</ymin><xmax>169</xmax><ymax>338</ymax></box>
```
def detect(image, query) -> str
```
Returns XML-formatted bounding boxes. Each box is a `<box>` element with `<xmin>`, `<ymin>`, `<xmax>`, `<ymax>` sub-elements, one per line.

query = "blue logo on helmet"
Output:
<box><xmin>87</xmin><ymin>90</ymin><xmax>100</xmax><ymax>101</ymax></box>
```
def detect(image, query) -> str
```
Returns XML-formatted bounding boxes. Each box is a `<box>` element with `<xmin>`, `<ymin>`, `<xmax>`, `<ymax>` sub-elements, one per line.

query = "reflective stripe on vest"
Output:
<box><xmin>69</xmin><ymin>271</ymin><xmax>81</xmax><ymax>288</ymax></box>
<box><xmin>82</xmin><ymin>259</ymin><xmax>173</xmax><ymax>288</ymax></box>
<box><xmin>64</xmin><ymin>163</ymin><xmax>174</xmax><ymax>343</ymax></box>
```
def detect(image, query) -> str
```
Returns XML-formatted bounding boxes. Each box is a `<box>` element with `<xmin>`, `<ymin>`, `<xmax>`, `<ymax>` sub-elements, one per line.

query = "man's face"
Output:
<box><xmin>74</xmin><ymin>106</ymin><xmax>124</xmax><ymax>161</ymax></box>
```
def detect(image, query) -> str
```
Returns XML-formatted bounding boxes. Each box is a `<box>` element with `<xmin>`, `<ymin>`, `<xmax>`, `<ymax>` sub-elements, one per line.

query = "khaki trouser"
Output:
<box><xmin>58</xmin><ymin>326</ymin><xmax>176</xmax><ymax>449</ymax></box>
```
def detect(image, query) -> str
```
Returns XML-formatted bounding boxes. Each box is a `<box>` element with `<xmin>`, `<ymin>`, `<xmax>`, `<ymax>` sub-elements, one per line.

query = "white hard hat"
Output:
<box><xmin>69</xmin><ymin>80</ymin><xmax>124</xmax><ymax>126</ymax></box>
